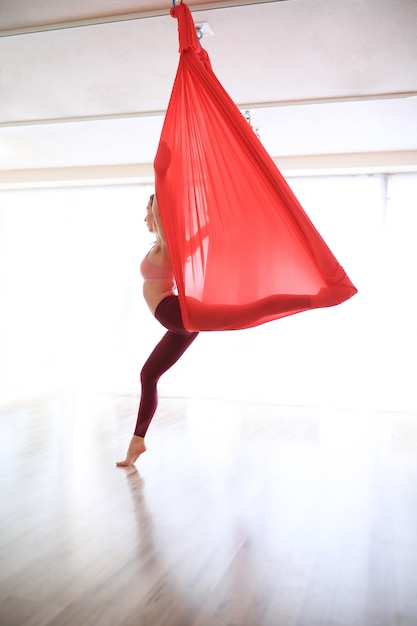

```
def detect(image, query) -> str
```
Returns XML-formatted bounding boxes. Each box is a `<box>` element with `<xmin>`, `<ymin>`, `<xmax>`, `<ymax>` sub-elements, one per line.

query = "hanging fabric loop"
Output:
<box><xmin>170</xmin><ymin>0</ymin><xmax>200</xmax><ymax>51</ymax></box>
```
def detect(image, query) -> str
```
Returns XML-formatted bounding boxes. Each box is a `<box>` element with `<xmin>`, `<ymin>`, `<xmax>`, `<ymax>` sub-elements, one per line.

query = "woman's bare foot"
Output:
<box><xmin>116</xmin><ymin>436</ymin><xmax>147</xmax><ymax>467</ymax></box>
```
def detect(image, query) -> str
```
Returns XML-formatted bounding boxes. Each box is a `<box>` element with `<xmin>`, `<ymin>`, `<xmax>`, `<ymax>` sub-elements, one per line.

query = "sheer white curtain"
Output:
<box><xmin>0</xmin><ymin>174</ymin><xmax>415</xmax><ymax>410</ymax></box>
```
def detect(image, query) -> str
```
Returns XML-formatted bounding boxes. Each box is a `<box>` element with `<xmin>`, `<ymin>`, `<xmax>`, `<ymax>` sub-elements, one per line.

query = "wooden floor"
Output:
<box><xmin>1</xmin><ymin>393</ymin><xmax>417</xmax><ymax>626</ymax></box>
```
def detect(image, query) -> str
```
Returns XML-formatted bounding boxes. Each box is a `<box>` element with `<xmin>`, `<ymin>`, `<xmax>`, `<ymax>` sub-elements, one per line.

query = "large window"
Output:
<box><xmin>0</xmin><ymin>174</ymin><xmax>415</xmax><ymax>410</ymax></box>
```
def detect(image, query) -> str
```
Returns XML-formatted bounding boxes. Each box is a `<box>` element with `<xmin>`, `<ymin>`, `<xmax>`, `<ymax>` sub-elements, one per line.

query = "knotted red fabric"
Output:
<box><xmin>154</xmin><ymin>2</ymin><xmax>357</xmax><ymax>331</ymax></box>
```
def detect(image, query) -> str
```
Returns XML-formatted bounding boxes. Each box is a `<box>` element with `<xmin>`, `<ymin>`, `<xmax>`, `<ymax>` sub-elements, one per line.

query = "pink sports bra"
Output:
<box><xmin>140</xmin><ymin>252</ymin><xmax>174</xmax><ymax>284</ymax></box>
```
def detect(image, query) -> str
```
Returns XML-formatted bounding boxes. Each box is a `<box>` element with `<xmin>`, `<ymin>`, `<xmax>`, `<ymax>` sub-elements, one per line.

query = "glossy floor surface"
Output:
<box><xmin>1</xmin><ymin>393</ymin><xmax>417</xmax><ymax>626</ymax></box>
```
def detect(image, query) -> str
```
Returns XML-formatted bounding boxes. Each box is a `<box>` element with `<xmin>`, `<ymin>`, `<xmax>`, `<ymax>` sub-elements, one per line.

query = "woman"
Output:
<box><xmin>117</xmin><ymin>194</ymin><xmax>198</xmax><ymax>466</ymax></box>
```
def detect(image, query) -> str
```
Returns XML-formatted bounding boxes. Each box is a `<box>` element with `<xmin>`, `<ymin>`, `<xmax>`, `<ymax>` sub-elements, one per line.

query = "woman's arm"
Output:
<box><xmin>152</xmin><ymin>195</ymin><xmax>168</xmax><ymax>247</ymax></box>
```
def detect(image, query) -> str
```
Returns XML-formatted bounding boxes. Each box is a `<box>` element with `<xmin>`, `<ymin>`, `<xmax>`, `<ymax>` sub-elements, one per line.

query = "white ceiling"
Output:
<box><xmin>1</xmin><ymin>0</ymin><xmax>417</xmax><ymax>185</ymax></box>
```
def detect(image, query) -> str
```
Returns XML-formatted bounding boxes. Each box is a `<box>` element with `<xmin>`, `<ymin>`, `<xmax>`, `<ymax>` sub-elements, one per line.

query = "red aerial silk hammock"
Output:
<box><xmin>154</xmin><ymin>2</ymin><xmax>357</xmax><ymax>331</ymax></box>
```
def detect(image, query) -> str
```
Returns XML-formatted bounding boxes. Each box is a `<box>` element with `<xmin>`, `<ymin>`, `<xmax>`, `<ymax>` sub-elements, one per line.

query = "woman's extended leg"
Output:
<box><xmin>184</xmin><ymin>288</ymin><xmax>347</xmax><ymax>331</ymax></box>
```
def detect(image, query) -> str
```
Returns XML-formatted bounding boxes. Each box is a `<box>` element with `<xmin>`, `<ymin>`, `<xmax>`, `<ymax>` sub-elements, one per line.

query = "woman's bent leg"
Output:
<box><xmin>116</xmin><ymin>329</ymin><xmax>197</xmax><ymax>466</ymax></box>
<box><xmin>134</xmin><ymin>329</ymin><xmax>198</xmax><ymax>438</ymax></box>
<box><xmin>117</xmin><ymin>295</ymin><xmax>198</xmax><ymax>466</ymax></box>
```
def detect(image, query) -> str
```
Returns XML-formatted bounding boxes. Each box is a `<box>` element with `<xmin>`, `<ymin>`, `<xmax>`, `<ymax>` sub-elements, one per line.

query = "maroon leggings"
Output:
<box><xmin>134</xmin><ymin>296</ymin><xmax>198</xmax><ymax>438</ymax></box>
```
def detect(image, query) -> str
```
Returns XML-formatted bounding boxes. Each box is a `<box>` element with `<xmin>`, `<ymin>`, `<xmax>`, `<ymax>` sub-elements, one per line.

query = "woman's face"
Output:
<box><xmin>144</xmin><ymin>196</ymin><xmax>155</xmax><ymax>232</ymax></box>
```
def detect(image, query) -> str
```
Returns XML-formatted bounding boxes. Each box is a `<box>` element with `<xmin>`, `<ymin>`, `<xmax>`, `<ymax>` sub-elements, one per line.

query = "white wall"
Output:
<box><xmin>0</xmin><ymin>174</ymin><xmax>415</xmax><ymax>411</ymax></box>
